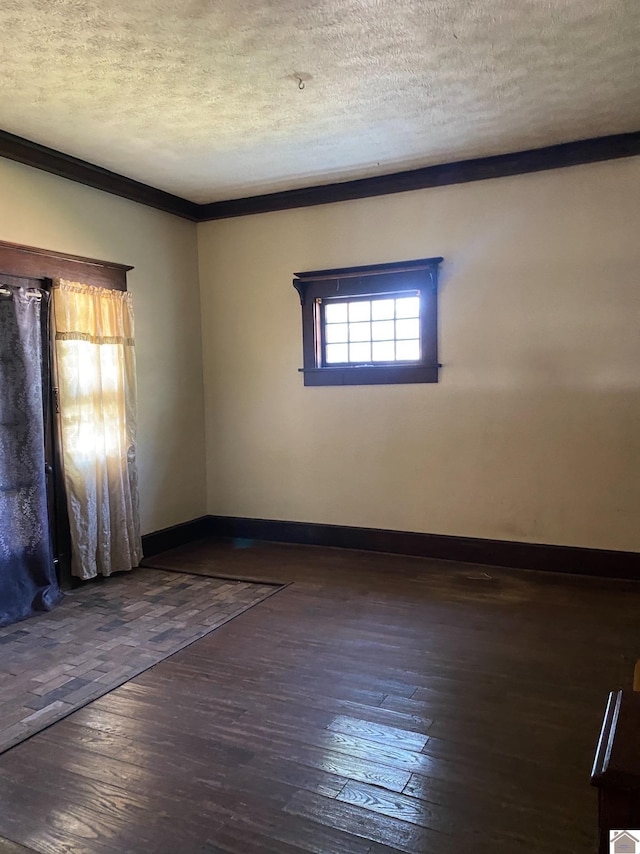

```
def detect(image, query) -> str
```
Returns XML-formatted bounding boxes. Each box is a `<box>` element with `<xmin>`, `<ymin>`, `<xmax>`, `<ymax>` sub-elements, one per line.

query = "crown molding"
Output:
<box><xmin>1</xmin><ymin>128</ymin><xmax>639</xmax><ymax>223</ymax></box>
<box><xmin>198</xmin><ymin>131</ymin><xmax>640</xmax><ymax>220</ymax></box>
<box><xmin>0</xmin><ymin>129</ymin><xmax>200</xmax><ymax>221</ymax></box>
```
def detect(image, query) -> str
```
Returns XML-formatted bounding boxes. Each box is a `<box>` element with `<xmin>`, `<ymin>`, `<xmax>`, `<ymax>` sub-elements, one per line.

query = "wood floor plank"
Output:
<box><xmin>284</xmin><ymin>788</ymin><xmax>450</xmax><ymax>854</ymax></box>
<box><xmin>0</xmin><ymin>838</ymin><xmax>36</xmax><ymax>854</ymax></box>
<box><xmin>200</xmin><ymin>824</ymin><xmax>311</xmax><ymax>854</ymax></box>
<box><xmin>240</xmin><ymin>754</ymin><xmax>348</xmax><ymax>799</ymax></box>
<box><xmin>326</xmin><ymin>715</ymin><xmax>430</xmax><ymax>752</ymax></box>
<box><xmin>0</xmin><ymin>538</ymin><xmax>629</xmax><ymax>852</ymax></box>
<box><xmin>122</xmin><ymin>677</ymin><xmax>432</xmax><ymax>734</ymax></box>
<box><xmin>0</xmin><ymin>771</ymin><xmax>189</xmax><ymax>854</ymax></box>
<box><xmin>336</xmin><ymin>779</ymin><xmax>448</xmax><ymax>829</ymax></box>
<box><xmin>199</xmin><ymin>708</ymin><xmax>433</xmax><ymax>774</ymax></box>
<box><xmin>216</xmin><ymin>812</ymin><xmax>373</xmax><ymax>854</ymax></box>
<box><xmin>259</xmin><ymin>736</ymin><xmax>413</xmax><ymax>793</ymax></box>
<box><xmin>135</xmin><ymin>662</ymin><xmax>389</xmax><ymax>708</ymax></box>
<box><xmin>36</xmin><ymin>717</ymin><xmax>254</xmax><ymax>776</ymax></box>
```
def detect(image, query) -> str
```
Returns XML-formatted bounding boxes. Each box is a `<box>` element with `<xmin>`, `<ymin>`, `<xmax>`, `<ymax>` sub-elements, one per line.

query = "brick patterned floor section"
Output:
<box><xmin>0</xmin><ymin>568</ymin><xmax>277</xmax><ymax>754</ymax></box>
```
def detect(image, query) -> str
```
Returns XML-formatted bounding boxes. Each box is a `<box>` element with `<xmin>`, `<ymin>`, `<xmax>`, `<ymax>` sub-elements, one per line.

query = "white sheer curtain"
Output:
<box><xmin>52</xmin><ymin>280</ymin><xmax>142</xmax><ymax>579</ymax></box>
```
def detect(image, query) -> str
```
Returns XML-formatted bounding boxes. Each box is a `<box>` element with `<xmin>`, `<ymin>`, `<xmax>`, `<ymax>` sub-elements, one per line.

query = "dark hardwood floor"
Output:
<box><xmin>0</xmin><ymin>539</ymin><xmax>638</xmax><ymax>853</ymax></box>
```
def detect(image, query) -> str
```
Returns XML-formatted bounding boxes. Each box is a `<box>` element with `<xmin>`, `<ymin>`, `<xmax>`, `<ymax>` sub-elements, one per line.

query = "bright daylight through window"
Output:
<box><xmin>323</xmin><ymin>294</ymin><xmax>421</xmax><ymax>365</ymax></box>
<box><xmin>293</xmin><ymin>257</ymin><xmax>442</xmax><ymax>386</ymax></box>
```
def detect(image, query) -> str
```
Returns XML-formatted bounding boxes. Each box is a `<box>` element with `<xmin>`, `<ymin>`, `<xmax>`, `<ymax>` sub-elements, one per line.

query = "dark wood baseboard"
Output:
<box><xmin>141</xmin><ymin>516</ymin><xmax>212</xmax><ymax>558</ymax></box>
<box><xmin>141</xmin><ymin>514</ymin><xmax>640</xmax><ymax>579</ymax></box>
<box><xmin>207</xmin><ymin>516</ymin><xmax>640</xmax><ymax>580</ymax></box>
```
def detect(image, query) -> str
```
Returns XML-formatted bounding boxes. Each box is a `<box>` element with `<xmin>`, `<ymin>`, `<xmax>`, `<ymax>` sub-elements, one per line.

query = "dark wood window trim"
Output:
<box><xmin>293</xmin><ymin>257</ymin><xmax>442</xmax><ymax>387</ymax></box>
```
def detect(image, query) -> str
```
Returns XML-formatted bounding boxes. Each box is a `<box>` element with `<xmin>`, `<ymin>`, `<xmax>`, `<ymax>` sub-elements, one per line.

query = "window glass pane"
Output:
<box><xmin>396</xmin><ymin>318</ymin><xmax>420</xmax><ymax>339</ymax></box>
<box><xmin>325</xmin><ymin>302</ymin><xmax>348</xmax><ymax>323</ymax></box>
<box><xmin>371</xmin><ymin>320</ymin><xmax>395</xmax><ymax>341</ymax></box>
<box><xmin>349</xmin><ymin>342</ymin><xmax>371</xmax><ymax>363</ymax></box>
<box><xmin>349</xmin><ymin>322</ymin><xmax>371</xmax><ymax>342</ymax></box>
<box><xmin>372</xmin><ymin>341</ymin><xmax>395</xmax><ymax>362</ymax></box>
<box><xmin>395</xmin><ymin>339</ymin><xmax>420</xmax><ymax>361</ymax></box>
<box><xmin>326</xmin><ymin>343</ymin><xmax>348</xmax><ymax>363</ymax></box>
<box><xmin>323</xmin><ymin>291</ymin><xmax>423</xmax><ymax>366</ymax></box>
<box><xmin>348</xmin><ymin>301</ymin><xmax>371</xmax><ymax>322</ymax></box>
<box><xmin>325</xmin><ymin>323</ymin><xmax>349</xmax><ymax>343</ymax></box>
<box><xmin>371</xmin><ymin>299</ymin><xmax>395</xmax><ymax>320</ymax></box>
<box><xmin>395</xmin><ymin>296</ymin><xmax>420</xmax><ymax>318</ymax></box>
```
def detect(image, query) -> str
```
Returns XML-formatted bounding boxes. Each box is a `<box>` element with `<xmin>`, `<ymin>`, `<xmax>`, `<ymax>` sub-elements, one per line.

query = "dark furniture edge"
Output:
<box><xmin>0</xmin><ymin>129</ymin><xmax>200</xmax><ymax>221</ymax></box>
<box><xmin>1</xmin><ymin>129</ymin><xmax>638</xmax><ymax>223</ymax></box>
<box><xmin>141</xmin><ymin>516</ymin><xmax>212</xmax><ymax>558</ymax></box>
<box><xmin>591</xmin><ymin>690</ymin><xmax>622</xmax><ymax>784</ymax></box>
<box><xmin>141</xmin><ymin>515</ymin><xmax>640</xmax><ymax>579</ymax></box>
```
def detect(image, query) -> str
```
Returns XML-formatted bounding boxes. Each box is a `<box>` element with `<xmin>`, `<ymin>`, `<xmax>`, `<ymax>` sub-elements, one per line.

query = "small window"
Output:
<box><xmin>293</xmin><ymin>257</ymin><xmax>442</xmax><ymax>386</ymax></box>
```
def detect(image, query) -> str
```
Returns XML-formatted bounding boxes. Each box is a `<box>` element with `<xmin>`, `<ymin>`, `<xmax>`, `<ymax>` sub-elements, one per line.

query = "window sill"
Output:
<box><xmin>298</xmin><ymin>364</ymin><xmax>439</xmax><ymax>386</ymax></box>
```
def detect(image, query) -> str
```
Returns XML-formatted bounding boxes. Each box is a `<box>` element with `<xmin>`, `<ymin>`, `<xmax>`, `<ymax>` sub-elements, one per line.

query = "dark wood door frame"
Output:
<box><xmin>0</xmin><ymin>240</ymin><xmax>131</xmax><ymax>290</ymax></box>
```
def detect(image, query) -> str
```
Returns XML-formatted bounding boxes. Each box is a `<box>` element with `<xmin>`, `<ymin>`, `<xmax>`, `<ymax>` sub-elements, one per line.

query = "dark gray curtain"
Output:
<box><xmin>0</xmin><ymin>284</ymin><xmax>62</xmax><ymax>626</ymax></box>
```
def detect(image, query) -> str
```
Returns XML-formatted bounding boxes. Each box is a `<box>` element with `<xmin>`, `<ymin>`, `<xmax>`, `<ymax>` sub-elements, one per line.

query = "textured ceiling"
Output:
<box><xmin>0</xmin><ymin>0</ymin><xmax>638</xmax><ymax>203</ymax></box>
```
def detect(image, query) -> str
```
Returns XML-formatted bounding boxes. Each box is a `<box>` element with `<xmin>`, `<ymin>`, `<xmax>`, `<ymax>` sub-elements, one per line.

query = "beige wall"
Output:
<box><xmin>0</xmin><ymin>159</ymin><xmax>206</xmax><ymax>535</ymax></box>
<box><xmin>197</xmin><ymin>156</ymin><xmax>640</xmax><ymax>552</ymax></box>
<box><xmin>3</xmin><ymin>154</ymin><xmax>636</xmax><ymax>551</ymax></box>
